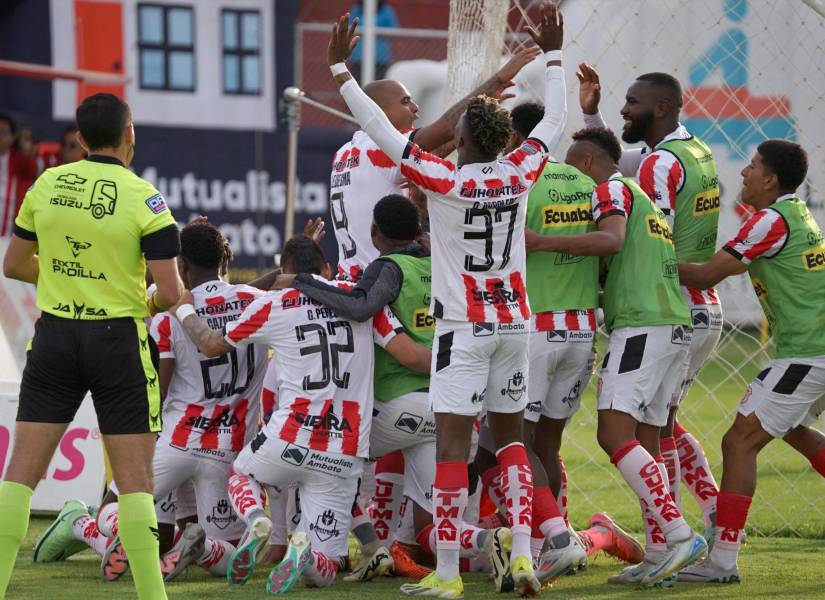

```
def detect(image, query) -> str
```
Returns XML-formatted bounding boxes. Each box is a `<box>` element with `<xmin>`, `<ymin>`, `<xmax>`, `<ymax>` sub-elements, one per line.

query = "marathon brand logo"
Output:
<box><xmin>145</xmin><ymin>193</ymin><xmax>168</xmax><ymax>214</ymax></box>
<box><xmin>473</xmin><ymin>322</ymin><xmax>494</xmax><ymax>337</ymax></box>
<box><xmin>205</xmin><ymin>499</ymin><xmax>237</xmax><ymax>530</ymax></box>
<box><xmin>670</xmin><ymin>325</ymin><xmax>692</xmax><ymax>346</ymax></box>
<box><xmin>751</xmin><ymin>277</ymin><xmax>768</xmax><ymax>299</ymax></box>
<box><xmin>281</xmin><ymin>444</ymin><xmax>308</xmax><ymax>466</ymax></box>
<box><xmin>692</xmin><ymin>187</ymin><xmax>721</xmax><ymax>216</ymax></box>
<box><xmin>52</xmin><ymin>258</ymin><xmax>106</xmax><ymax>280</ymax></box>
<box><xmin>542</xmin><ymin>202</ymin><xmax>593</xmax><ymax>228</ymax></box>
<box><xmin>65</xmin><ymin>236</ymin><xmax>92</xmax><ymax>258</ymax></box>
<box><xmin>52</xmin><ymin>300</ymin><xmax>108</xmax><ymax>318</ymax></box>
<box><xmin>501</xmin><ymin>371</ymin><xmax>526</xmax><ymax>402</ymax></box>
<box><xmin>310</xmin><ymin>510</ymin><xmax>340</xmax><ymax>542</ymax></box>
<box><xmin>413</xmin><ymin>307</ymin><xmax>435</xmax><ymax>331</ymax></box>
<box><xmin>646</xmin><ymin>215</ymin><xmax>674</xmax><ymax>243</ymax></box>
<box><xmin>394</xmin><ymin>412</ymin><xmax>423</xmax><ymax>434</ymax></box>
<box><xmin>543</xmin><ymin>170</ymin><xmax>579</xmax><ymax>182</ymax></box>
<box><xmin>55</xmin><ymin>173</ymin><xmax>87</xmax><ymax>192</ymax></box>
<box><xmin>802</xmin><ymin>245</ymin><xmax>825</xmax><ymax>271</ymax></box>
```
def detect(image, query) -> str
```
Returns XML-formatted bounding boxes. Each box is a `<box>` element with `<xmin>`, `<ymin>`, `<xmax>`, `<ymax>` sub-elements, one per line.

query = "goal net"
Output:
<box><xmin>445</xmin><ymin>0</ymin><xmax>825</xmax><ymax>538</ymax></box>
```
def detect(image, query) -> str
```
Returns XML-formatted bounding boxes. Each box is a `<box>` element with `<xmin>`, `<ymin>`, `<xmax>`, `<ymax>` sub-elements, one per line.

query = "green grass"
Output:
<box><xmin>8</xmin><ymin>517</ymin><xmax>825</xmax><ymax>599</ymax></box>
<box><xmin>563</xmin><ymin>326</ymin><xmax>825</xmax><ymax>538</ymax></box>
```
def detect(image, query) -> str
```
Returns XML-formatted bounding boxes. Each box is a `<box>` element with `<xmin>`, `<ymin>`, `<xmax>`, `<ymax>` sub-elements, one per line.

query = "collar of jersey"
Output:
<box><xmin>775</xmin><ymin>193</ymin><xmax>797</xmax><ymax>204</ymax></box>
<box><xmin>86</xmin><ymin>155</ymin><xmax>124</xmax><ymax>167</ymax></box>
<box><xmin>190</xmin><ymin>279</ymin><xmax>226</xmax><ymax>294</ymax></box>
<box><xmin>653</xmin><ymin>124</ymin><xmax>691</xmax><ymax>149</ymax></box>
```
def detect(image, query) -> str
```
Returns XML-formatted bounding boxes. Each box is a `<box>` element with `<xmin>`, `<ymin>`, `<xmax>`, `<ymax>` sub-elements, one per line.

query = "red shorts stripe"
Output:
<box><xmin>486</xmin><ymin>278</ymin><xmax>512</xmax><ymax>323</ymax></box>
<box><xmin>688</xmin><ymin>287</ymin><xmax>705</xmax><ymax>305</ymax></box>
<box><xmin>279</xmin><ymin>397</ymin><xmax>310</xmax><ymax>444</ymax></box>
<box><xmin>534</xmin><ymin>311</ymin><xmax>556</xmax><ymax>332</ymax></box>
<box><xmin>341</xmin><ymin>400</ymin><xmax>361</xmax><ymax>456</ymax></box>
<box><xmin>200</xmin><ymin>403</ymin><xmax>229</xmax><ymax>449</ymax></box>
<box><xmin>231</xmin><ymin>399</ymin><xmax>249</xmax><ymax>452</ymax></box>
<box><xmin>509</xmin><ymin>272</ymin><xmax>531</xmax><ymax>320</ymax></box>
<box><xmin>564</xmin><ymin>310</ymin><xmax>579</xmax><ymax>330</ymax></box>
<box><xmin>463</xmin><ymin>275</ymin><xmax>485</xmax><ymax>322</ymax></box>
<box><xmin>171</xmin><ymin>405</ymin><xmax>204</xmax><ymax>449</ymax></box>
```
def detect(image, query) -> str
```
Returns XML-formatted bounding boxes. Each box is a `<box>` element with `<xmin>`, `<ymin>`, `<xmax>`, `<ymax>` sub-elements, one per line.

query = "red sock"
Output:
<box><xmin>369</xmin><ymin>451</ymin><xmax>405</xmax><ymax>542</ymax></box>
<box><xmin>433</xmin><ymin>462</ymin><xmax>468</xmax><ymax>581</ymax></box>
<box><xmin>558</xmin><ymin>454</ymin><xmax>569</xmax><ymax>526</ymax></box>
<box><xmin>716</xmin><ymin>491</ymin><xmax>752</xmax><ymax>532</ymax></box>
<box><xmin>480</xmin><ymin>465</ymin><xmax>506</xmax><ymax>513</ymax></box>
<box><xmin>809</xmin><ymin>446</ymin><xmax>825</xmax><ymax>477</ymax></box>
<box><xmin>496</xmin><ymin>442</ymin><xmax>533</xmax><ymax>559</ymax></box>
<box><xmin>227</xmin><ymin>473</ymin><xmax>266</xmax><ymax>521</ymax></box>
<box><xmin>531</xmin><ymin>486</ymin><xmax>566</xmax><ymax>541</ymax></box>
<box><xmin>416</xmin><ymin>523</ymin><xmax>435</xmax><ymax>556</ymax></box>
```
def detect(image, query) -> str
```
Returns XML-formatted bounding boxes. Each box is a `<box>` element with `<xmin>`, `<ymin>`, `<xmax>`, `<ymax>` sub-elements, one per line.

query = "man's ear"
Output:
<box><xmin>322</xmin><ymin>262</ymin><xmax>333</xmax><ymax>280</ymax></box>
<box><xmin>76</xmin><ymin>131</ymin><xmax>90</xmax><ymax>154</ymax></box>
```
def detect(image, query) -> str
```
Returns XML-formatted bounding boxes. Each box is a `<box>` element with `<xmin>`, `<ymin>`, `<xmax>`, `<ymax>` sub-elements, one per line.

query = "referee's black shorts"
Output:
<box><xmin>18</xmin><ymin>312</ymin><xmax>162</xmax><ymax>435</ymax></box>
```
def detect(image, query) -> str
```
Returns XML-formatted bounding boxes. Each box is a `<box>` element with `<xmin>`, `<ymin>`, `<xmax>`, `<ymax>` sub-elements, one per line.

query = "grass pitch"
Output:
<box><xmin>7</xmin><ymin>517</ymin><xmax>825</xmax><ymax>599</ymax></box>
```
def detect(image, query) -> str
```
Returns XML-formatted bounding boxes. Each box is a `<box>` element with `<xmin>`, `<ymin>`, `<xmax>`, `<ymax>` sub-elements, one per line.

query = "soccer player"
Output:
<box><xmin>327</xmin><ymin>3</ymin><xmax>567</xmax><ymax>596</ymax></box>
<box><xmin>529</xmin><ymin>126</ymin><xmax>708</xmax><ymax>586</ymax></box>
<box><xmin>329</xmin><ymin>38</ymin><xmax>539</xmax><ymax>281</ymax></box>
<box><xmin>170</xmin><ymin>235</ymin><xmax>429</xmax><ymax>594</ymax></box>
<box><xmin>0</xmin><ymin>93</ymin><xmax>182</xmax><ymax>600</ymax></box>
<box><xmin>578</xmin><ymin>66</ymin><xmax>723</xmax><ymax>533</ymax></box>
<box><xmin>676</xmin><ymin>140</ymin><xmax>825</xmax><ymax>583</ymax></box>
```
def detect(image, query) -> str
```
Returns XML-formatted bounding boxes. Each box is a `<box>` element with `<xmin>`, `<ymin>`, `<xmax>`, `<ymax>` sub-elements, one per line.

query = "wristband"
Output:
<box><xmin>330</xmin><ymin>62</ymin><xmax>349</xmax><ymax>76</ymax></box>
<box><xmin>544</xmin><ymin>50</ymin><xmax>563</xmax><ymax>63</ymax></box>
<box><xmin>149</xmin><ymin>292</ymin><xmax>162</xmax><ymax>312</ymax></box>
<box><xmin>175</xmin><ymin>304</ymin><xmax>196</xmax><ymax>322</ymax></box>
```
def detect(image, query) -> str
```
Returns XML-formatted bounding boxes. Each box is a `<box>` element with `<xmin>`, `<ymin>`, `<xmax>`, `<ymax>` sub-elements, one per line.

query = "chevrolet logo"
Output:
<box><xmin>57</xmin><ymin>173</ymin><xmax>87</xmax><ymax>186</ymax></box>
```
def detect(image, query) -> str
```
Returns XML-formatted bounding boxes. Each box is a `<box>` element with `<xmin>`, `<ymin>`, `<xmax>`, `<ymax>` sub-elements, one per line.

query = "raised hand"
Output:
<box><xmin>577</xmin><ymin>63</ymin><xmax>602</xmax><ymax>115</ymax></box>
<box><xmin>495</xmin><ymin>46</ymin><xmax>542</xmax><ymax>84</ymax></box>
<box><xmin>525</xmin><ymin>2</ymin><xmax>564</xmax><ymax>54</ymax></box>
<box><xmin>303</xmin><ymin>217</ymin><xmax>326</xmax><ymax>242</ymax></box>
<box><xmin>327</xmin><ymin>13</ymin><xmax>360</xmax><ymax>66</ymax></box>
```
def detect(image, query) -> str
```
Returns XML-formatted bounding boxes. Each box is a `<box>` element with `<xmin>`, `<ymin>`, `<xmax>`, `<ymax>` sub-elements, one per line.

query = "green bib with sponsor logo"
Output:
<box><xmin>525</xmin><ymin>161</ymin><xmax>599</xmax><ymax>313</ymax></box>
<box><xmin>373</xmin><ymin>252</ymin><xmax>433</xmax><ymax>403</ymax></box>
<box><xmin>658</xmin><ymin>135</ymin><xmax>720</xmax><ymax>263</ymax></box>
<box><xmin>747</xmin><ymin>198</ymin><xmax>825</xmax><ymax>358</ymax></box>
<box><xmin>602</xmin><ymin>177</ymin><xmax>690</xmax><ymax>332</ymax></box>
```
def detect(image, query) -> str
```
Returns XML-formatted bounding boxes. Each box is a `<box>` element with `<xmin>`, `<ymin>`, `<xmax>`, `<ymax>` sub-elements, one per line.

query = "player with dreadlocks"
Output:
<box><xmin>327</xmin><ymin>3</ymin><xmax>568</xmax><ymax>597</ymax></box>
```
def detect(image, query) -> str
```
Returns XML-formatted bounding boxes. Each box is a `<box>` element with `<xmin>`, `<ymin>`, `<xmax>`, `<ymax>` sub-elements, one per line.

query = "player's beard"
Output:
<box><xmin>621</xmin><ymin>110</ymin><xmax>654</xmax><ymax>144</ymax></box>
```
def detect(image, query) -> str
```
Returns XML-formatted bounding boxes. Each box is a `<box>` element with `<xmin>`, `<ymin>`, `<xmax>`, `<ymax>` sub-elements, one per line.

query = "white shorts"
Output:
<box><xmin>153</xmin><ymin>442</ymin><xmax>244</xmax><ymax>541</ymax></box>
<box><xmin>371</xmin><ymin>391</ymin><xmax>436</xmax><ymax>512</ymax></box>
<box><xmin>598</xmin><ymin>325</ymin><xmax>691</xmax><ymax>427</ymax></box>
<box><xmin>234</xmin><ymin>433</ymin><xmax>363</xmax><ymax>557</ymax></box>
<box><xmin>671</xmin><ymin>304</ymin><xmax>723</xmax><ymax>408</ymax></box>
<box><xmin>738</xmin><ymin>356</ymin><xmax>825</xmax><ymax>438</ymax></box>
<box><xmin>431</xmin><ymin>319</ymin><xmax>529</xmax><ymax>416</ymax></box>
<box><xmin>525</xmin><ymin>328</ymin><xmax>596</xmax><ymax>422</ymax></box>
<box><xmin>155</xmin><ymin>480</ymin><xmax>197</xmax><ymax>526</ymax></box>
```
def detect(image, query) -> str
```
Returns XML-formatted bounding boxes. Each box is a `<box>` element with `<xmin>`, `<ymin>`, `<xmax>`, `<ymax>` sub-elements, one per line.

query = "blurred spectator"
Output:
<box><xmin>349</xmin><ymin>0</ymin><xmax>399</xmax><ymax>82</ymax></box>
<box><xmin>0</xmin><ymin>115</ymin><xmax>37</xmax><ymax>237</ymax></box>
<box><xmin>39</xmin><ymin>126</ymin><xmax>86</xmax><ymax>171</ymax></box>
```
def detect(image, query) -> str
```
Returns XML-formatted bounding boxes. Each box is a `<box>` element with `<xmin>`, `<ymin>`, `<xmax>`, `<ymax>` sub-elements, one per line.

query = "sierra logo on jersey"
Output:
<box><xmin>542</xmin><ymin>202</ymin><xmax>593</xmax><ymax>228</ymax></box>
<box><xmin>692</xmin><ymin>187</ymin><xmax>721</xmax><ymax>215</ymax></box>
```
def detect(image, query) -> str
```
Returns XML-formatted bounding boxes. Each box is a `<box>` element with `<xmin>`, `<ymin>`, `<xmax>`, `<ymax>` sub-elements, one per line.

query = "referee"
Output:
<box><xmin>0</xmin><ymin>94</ymin><xmax>182</xmax><ymax>600</ymax></box>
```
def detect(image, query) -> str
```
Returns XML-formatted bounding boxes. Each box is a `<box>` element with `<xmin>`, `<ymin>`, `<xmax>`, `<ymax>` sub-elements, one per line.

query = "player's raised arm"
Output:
<box><xmin>523</xmin><ymin>1</ymin><xmax>568</xmax><ymax>153</ymax></box>
<box><xmin>413</xmin><ymin>46</ymin><xmax>541</xmax><ymax>151</ymax></box>
<box><xmin>170</xmin><ymin>289</ymin><xmax>234</xmax><ymax>357</ymax></box>
<box><xmin>328</xmin><ymin>13</ymin><xmax>410</xmax><ymax>164</ymax></box>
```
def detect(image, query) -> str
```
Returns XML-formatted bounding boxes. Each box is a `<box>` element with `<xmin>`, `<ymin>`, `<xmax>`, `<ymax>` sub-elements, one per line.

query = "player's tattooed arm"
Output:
<box><xmin>171</xmin><ymin>291</ymin><xmax>234</xmax><ymax>357</ymax></box>
<box><xmin>678</xmin><ymin>249</ymin><xmax>748</xmax><ymax>290</ymax></box>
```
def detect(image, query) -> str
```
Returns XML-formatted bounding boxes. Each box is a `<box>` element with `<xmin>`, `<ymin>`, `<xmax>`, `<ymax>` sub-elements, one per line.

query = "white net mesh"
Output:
<box><xmin>443</xmin><ymin>0</ymin><xmax>825</xmax><ymax>537</ymax></box>
<box><xmin>444</xmin><ymin>0</ymin><xmax>509</xmax><ymax>107</ymax></box>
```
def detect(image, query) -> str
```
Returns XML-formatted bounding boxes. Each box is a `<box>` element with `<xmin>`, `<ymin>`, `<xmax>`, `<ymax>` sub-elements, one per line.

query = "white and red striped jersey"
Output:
<box><xmin>401</xmin><ymin>139</ymin><xmax>549</xmax><ymax>323</ymax></box>
<box><xmin>330</xmin><ymin>130</ymin><xmax>414</xmax><ymax>282</ymax></box>
<box><xmin>261</xmin><ymin>356</ymin><xmax>279</xmax><ymax>425</ymax></box>
<box><xmin>533</xmin><ymin>309</ymin><xmax>597</xmax><ymax>332</ymax></box>
<box><xmin>224</xmin><ymin>277</ymin><xmax>400</xmax><ymax>458</ymax></box>
<box><xmin>150</xmin><ymin>280</ymin><xmax>267</xmax><ymax>452</ymax></box>
<box><xmin>723</xmin><ymin>203</ymin><xmax>790</xmax><ymax>264</ymax></box>
<box><xmin>592</xmin><ymin>176</ymin><xmax>633</xmax><ymax>220</ymax></box>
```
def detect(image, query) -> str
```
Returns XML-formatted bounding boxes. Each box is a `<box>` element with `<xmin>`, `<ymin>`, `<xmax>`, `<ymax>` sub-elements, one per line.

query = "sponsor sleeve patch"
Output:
<box><xmin>145</xmin><ymin>193</ymin><xmax>168</xmax><ymax>214</ymax></box>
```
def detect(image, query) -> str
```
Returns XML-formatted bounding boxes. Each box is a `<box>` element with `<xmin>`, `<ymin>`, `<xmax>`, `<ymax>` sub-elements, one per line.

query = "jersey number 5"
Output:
<box><xmin>295</xmin><ymin>320</ymin><xmax>354</xmax><ymax>390</ymax></box>
<box><xmin>463</xmin><ymin>204</ymin><xmax>518</xmax><ymax>272</ymax></box>
<box><xmin>330</xmin><ymin>191</ymin><xmax>357</xmax><ymax>260</ymax></box>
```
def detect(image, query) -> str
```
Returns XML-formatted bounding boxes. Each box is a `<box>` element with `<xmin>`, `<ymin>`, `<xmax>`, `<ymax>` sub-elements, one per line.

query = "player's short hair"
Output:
<box><xmin>510</xmin><ymin>102</ymin><xmax>544</xmax><ymax>140</ymax></box>
<box><xmin>76</xmin><ymin>93</ymin><xmax>131</xmax><ymax>150</ymax></box>
<box><xmin>180</xmin><ymin>222</ymin><xmax>228</xmax><ymax>270</ymax></box>
<box><xmin>636</xmin><ymin>72</ymin><xmax>683</xmax><ymax>109</ymax></box>
<box><xmin>571</xmin><ymin>126</ymin><xmax>622</xmax><ymax>163</ymax></box>
<box><xmin>465</xmin><ymin>95</ymin><xmax>513</xmax><ymax>156</ymax></box>
<box><xmin>281</xmin><ymin>235</ymin><xmax>326</xmax><ymax>275</ymax></box>
<box><xmin>0</xmin><ymin>113</ymin><xmax>16</xmax><ymax>133</ymax></box>
<box><xmin>757</xmin><ymin>139</ymin><xmax>808</xmax><ymax>192</ymax></box>
<box><xmin>374</xmin><ymin>194</ymin><xmax>419</xmax><ymax>241</ymax></box>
